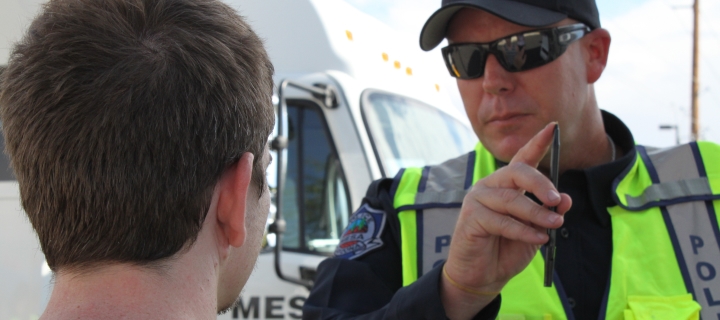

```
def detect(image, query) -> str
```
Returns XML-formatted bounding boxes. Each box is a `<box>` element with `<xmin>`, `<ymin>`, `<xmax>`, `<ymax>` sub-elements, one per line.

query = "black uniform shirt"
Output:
<box><xmin>550</xmin><ymin>111</ymin><xmax>635</xmax><ymax>319</ymax></box>
<box><xmin>304</xmin><ymin>111</ymin><xmax>636</xmax><ymax>319</ymax></box>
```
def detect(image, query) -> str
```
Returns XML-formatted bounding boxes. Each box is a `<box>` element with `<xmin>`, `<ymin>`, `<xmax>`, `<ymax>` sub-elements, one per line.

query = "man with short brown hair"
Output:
<box><xmin>0</xmin><ymin>0</ymin><xmax>274</xmax><ymax>318</ymax></box>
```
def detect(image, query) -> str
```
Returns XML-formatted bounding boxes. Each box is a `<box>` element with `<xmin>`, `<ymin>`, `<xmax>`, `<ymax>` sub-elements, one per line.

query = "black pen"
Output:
<box><xmin>544</xmin><ymin>124</ymin><xmax>560</xmax><ymax>287</ymax></box>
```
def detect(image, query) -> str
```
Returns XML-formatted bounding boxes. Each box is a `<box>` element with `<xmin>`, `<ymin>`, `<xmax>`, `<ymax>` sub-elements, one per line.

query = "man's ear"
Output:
<box><xmin>584</xmin><ymin>28</ymin><xmax>611</xmax><ymax>84</ymax></box>
<box><xmin>216</xmin><ymin>152</ymin><xmax>254</xmax><ymax>248</ymax></box>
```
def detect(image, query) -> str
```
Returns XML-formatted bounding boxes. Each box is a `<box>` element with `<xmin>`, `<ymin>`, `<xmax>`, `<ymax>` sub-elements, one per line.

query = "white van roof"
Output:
<box><xmin>227</xmin><ymin>0</ymin><xmax>465</xmax><ymax>120</ymax></box>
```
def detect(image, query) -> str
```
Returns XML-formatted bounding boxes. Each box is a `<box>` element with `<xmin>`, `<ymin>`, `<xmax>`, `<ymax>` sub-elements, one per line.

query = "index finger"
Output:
<box><xmin>509</xmin><ymin>122</ymin><xmax>557</xmax><ymax>168</ymax></box>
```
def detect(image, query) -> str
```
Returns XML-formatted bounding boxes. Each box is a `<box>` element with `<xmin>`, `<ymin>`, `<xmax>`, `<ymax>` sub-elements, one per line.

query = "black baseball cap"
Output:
<box><xmin>420</xmin><ymin>0</ymin><xmax>601</xmax><ymax>51</ymax></box>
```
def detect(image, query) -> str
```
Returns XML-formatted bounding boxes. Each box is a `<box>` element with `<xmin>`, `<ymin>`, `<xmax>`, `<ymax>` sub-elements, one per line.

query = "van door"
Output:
<box><xmin>223</xmin><ymin>74</ymin><xmax>372</xmax><ymax>319</ymax></box>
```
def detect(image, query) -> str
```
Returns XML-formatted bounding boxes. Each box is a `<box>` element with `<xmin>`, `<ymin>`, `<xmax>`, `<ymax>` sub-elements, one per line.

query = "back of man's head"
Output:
<box><xmin>0</xmin><ymin>0</ymin><xmax>274</xmax><ymax>272</ymax></box>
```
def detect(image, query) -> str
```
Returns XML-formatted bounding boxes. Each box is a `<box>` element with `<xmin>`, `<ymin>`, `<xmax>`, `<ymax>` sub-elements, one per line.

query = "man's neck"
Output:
<box><xmin>42</xmin><ymin>262</ymin><xmax>218</xmax><ymax>320</ymax></box>
<box><xmin>538</xmin><ymin>100</ymin><xmax>617</xmax><ymax>175</ymax></box>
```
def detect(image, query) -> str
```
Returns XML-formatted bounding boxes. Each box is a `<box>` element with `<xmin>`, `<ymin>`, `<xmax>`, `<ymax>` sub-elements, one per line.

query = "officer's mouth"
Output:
<box><xmin>486</xmin><ymin>113</ymin><xmax>530</xmax><ymax>126</ymax></box>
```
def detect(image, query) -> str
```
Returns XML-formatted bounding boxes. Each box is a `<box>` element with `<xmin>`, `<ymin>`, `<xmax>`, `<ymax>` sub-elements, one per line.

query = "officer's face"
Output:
<box><xmin>447</xmin><ymin>8</ymin><xmax>593</xmax><ymax>164</ymax></box>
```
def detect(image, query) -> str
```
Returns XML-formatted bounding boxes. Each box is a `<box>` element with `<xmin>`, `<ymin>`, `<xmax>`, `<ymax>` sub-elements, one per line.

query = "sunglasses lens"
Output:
<box><xmin>496</xmin><ymin>33</ymin><xmax>555</xmax><ymax>72</ymax></box>
<box><xmin>443</xmin><ymin>45</ymin><xmax>487</xmax><ymax>79</ymax></box>
<box><xmin>496</xmin><ymin>35</ymin><xmax>524</xmax><ymax>72</ymax></box>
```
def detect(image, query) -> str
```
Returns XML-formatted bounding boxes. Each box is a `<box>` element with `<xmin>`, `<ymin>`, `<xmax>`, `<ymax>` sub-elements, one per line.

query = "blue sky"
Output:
<box><xmin>597</xmin><ymin>0</ymin><xmax>656</xmax><ymax>21</ymax></box>
<box><xmin>343</xmin><ymin>0</ymin><xmax>720</xmax><ymax>146</ymax></box>
<box><xmin>345</xmin><ymin>0</ymin><xmax>686</xmax><ymax>27</ymax></box>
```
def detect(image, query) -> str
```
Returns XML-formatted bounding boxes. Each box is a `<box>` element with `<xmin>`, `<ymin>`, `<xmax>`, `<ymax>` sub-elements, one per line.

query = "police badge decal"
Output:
<box><xmin>334</xmin><ymin>204</ymin><xmax>386</xmax><ymax>260</ymax></box>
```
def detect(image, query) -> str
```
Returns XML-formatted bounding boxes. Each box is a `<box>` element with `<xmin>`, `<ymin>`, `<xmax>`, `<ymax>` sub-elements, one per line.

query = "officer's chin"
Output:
<box><xmin>482</xmin><ymin>138</ymin><xmax>523</xmax><ymax>164</ymax></box>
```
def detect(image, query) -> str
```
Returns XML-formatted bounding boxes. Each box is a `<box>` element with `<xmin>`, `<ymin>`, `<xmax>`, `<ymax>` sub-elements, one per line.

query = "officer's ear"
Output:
<box><xmin>583</xmin><ymin>28</ymin><xmax>611</xmax><ymax>84</ymax></box>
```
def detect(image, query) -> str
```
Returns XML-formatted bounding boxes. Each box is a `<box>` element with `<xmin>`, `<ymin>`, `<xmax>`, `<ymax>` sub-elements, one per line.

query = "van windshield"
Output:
<box><xmin>362</xmin><ymin>90</ymin><xmax>478</xmax><ymax>177</ymax></box>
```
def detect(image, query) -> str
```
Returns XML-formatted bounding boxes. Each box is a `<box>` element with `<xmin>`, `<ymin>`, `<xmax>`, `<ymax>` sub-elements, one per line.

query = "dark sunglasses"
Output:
<box><xmin>441</xmin><ymin>23</ymin><xmax>591</xmax><ymax>79</ymax></box>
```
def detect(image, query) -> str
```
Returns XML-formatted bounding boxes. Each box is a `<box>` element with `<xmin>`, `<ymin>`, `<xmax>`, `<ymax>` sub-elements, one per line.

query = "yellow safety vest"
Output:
<box><xmin>393</xmin><ymin>142</ymin><xmax>720</xmax><ymax>319</ymax></box>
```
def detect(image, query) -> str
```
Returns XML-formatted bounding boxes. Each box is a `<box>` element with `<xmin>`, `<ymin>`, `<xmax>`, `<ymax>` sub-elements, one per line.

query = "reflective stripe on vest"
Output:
<box><xmin>394</xmin><ymin>143</ymin><xmax>496</xmax><ymax>286</ymax></box>
<box><xmin>393</xmin><ymin>142</ymin><xmax>720</xmax><ymax>319</ymax></box>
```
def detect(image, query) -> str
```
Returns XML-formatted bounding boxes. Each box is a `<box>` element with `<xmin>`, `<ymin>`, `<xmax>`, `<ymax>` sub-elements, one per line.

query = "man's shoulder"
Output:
<box><xmin>363</xmin><ymin>151</ymin><xmax>473</xmax><ymax>204</ymax></box>
<box><xmin>638</xmin><ymin>140</ymin><xmax>720</xmax><ymax>159</ymax></box>
<box><xmin>390</xmin><ymin>151</ymin><xmax>477</xmax><ymax>187</ymax></box>
<box><xmin>696</xmin><ymin>140</ymin><xmax>720</xmax><ymax>153</ymax></box>
<box><xmin>363</xmin><ymin>178</ymin><xmax>396</xmax><ymax>207</ymax></box>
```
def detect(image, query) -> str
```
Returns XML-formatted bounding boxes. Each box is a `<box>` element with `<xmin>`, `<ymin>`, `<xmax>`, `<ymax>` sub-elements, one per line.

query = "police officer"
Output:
<box><xmin>304</xmin><ymin>0</ymin><xmax>720</xmax><ymax>319</ymax></box>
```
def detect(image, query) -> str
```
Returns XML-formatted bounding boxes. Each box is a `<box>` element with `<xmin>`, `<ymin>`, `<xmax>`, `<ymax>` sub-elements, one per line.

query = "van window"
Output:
<box><xmin>279</xmin><ymin>101</ymin><xmax>349</xmax><ymax>254</ymax></box>
<box><xmin>0</xmin><ymin>124</ymin><xmax>16</xmax><ymax>181</ymax></box>
<box><xmin>361</xmin><ymin>90</ymin><xmax>477</xmax><ymax>177</ymax></box>
<box><xmin>0</xmin><ymin>65</ymin><xmax>16</xmax><ymax>180</ymax></box>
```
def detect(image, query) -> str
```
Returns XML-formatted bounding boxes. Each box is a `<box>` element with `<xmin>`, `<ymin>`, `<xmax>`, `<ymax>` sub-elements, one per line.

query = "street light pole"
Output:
<box><xmin>660</xmin><ymin>124</ymin><xmax>680</xmax><ymax>145</ymax></box>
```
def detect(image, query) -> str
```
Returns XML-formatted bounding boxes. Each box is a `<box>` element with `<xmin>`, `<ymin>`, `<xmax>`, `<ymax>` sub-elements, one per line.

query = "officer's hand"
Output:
<box><xmin>440</xmin><ymin>122</ymin><xmax>572</xmax><ymax>320</ymax></box>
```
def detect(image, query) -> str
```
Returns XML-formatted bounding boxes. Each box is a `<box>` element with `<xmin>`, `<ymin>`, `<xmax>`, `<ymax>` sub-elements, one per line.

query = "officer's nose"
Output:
<box><xmin>482</xmin><ymin>54</ymin><xmax>514</xmax><ymax>95</ymax></box>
